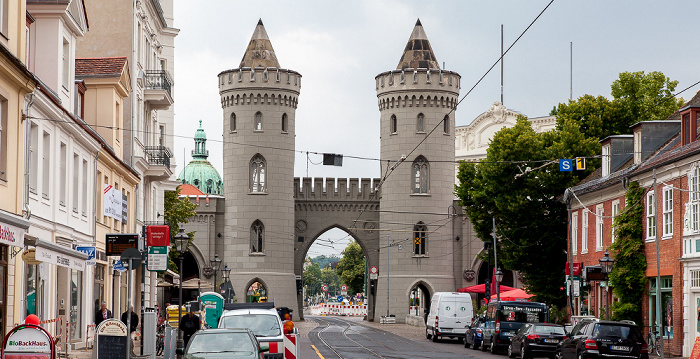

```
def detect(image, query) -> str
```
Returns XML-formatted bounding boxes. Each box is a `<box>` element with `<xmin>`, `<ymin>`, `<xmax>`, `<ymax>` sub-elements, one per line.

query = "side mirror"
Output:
<box><xmin>176</xmin><ymin>348</ymin><xmax>184</xmax><ymax>355</ymax></box>
<box><xmin>259</xmin><ymin>343</ymin><xmax>270</xmax><ymax>352</ymax></box>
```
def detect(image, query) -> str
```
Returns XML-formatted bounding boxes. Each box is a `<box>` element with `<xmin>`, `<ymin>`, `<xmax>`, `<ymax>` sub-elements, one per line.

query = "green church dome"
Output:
<box><xmin>179</xmin><ymin>121</ymin><xmax>223</xmax><ymax>195</ymax></box>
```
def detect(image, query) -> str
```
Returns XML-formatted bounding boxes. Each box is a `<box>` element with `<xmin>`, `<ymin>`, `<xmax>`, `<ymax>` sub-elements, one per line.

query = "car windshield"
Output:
<box><xmin>221</xmin><ymin>314</ymin><xmax>281</xmax><ymax>337</ymax></box>
<box><xmin>187</xmin><ymin>332</ymin><xmax>255</xmax><ymax>354</ymax></box>
<box><xmin>534</xmin><ymin>325</ymin><xmax>565</xmax><ymax>335</ymax></box>
<box><xmin>498</xmin><ymin>305</ymin><xmax>546</xmax><ymax>323</ymax></box>
<box><xmin>592</xmin><ymin>324</ymin><xmax>642</xmax><ymax>341</ymax></box>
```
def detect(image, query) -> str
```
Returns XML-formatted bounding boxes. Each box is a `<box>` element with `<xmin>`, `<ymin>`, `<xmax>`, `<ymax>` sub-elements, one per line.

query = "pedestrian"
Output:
<box><xmin>179</xmin><ymin>308</ymin><xmax>201</xmax><ymax>347</ymax></box>
<box><xmin>95</xmin><ymin>301</ymin><xmax>112</xmax><ymax>327</ymax></box>
<box><xmin>121</xmin><ymin>305</ymin><xmax>139</xmax><ymax>333</ymax></box>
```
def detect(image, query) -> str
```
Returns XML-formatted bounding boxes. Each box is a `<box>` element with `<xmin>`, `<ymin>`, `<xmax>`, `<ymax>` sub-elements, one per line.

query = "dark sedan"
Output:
<box><xmin>464</xmin><ymin>317</ymin><xmax>486</xmax><ymax>349</ymax></box>
<box><xmin>554</xmin><ymin>320</ymin><xmax>648</xmax><ymax>359</ymax></box>
<box><xmin>508</xmin><ymin>323</ymin><xmax>567</xmax><ymax>359</ymax></box>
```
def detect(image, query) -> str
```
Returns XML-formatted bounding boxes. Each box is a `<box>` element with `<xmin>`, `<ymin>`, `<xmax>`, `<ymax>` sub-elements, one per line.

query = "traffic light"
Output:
<box><xmin>296</xmin><ymin>278</ymin><xmax>303</xmax><ymax>295</ymax></box>
<box><xmin>485</xmin><ymin>279</ymin><xmax>491</xmax><ymax>300</ymax></box>
<box><xmin>369</xmin><ymin>279</ymin><xmax>376</xmax><ymax>295</ymax></box>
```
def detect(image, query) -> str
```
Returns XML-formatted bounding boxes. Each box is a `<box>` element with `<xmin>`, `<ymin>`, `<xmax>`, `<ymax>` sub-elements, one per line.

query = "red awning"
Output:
<box><xmin>457</xmin><ymin>283</ymin><xmax>516</xmax><ymax>294</ymax></box>
<box><xmin>490</xmin><ymin>288</ymin><xmax>533</xmax><ymax>301</ymax></box>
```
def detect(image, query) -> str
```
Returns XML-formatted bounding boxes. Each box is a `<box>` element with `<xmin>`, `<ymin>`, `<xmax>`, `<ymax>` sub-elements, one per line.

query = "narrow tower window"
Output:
<box><xmin>251</xmin><ymin>220</ymin><xmax>264</xmax><ymax>253</ymax></box>
<box><xmin>412</xmin><ymin>156</ymin><xmax>429</xmax><ymax>194</ymax></box>
<box><xmin>230</xmin><ymin>113</ymin><xmax>237</xmax><ymax>132</ymax></box>
<box><xmin>250</xmin><ymin>154</ymin><xmax>266</xmax><ymax>193</ymax></box>
<box><xmin>413</xmin><ymin>222</ymin><xmax>427</xmax><ymax>255</ymax></box>
<box><xmin>390</xmin><ymin>115</ymin><xmax>397</xmax><ymax>134</ymax></box>
<box><xmin>443</xmin><ymin>115</ymin><xmax>450</xmax><ymax>134</ymax></box>
<box><xmin>416</xmin><ymin>113</ymin><xmax>425</xmax><ymax>132</ymax></box>
<box><xmin>254</xmin><ymin>112</ymin><xmax>263</xmax><ymax>131</ymax></box>
<box><xmin>281</xmin><ymin>113</ymin><xmax>288</xmax><ymax>132</ymax></box>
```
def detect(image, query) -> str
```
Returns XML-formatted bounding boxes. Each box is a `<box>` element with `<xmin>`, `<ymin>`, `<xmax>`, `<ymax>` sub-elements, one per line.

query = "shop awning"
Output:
<box><xmin>26</xmin><ymin>238</ymin><xmax>88</xmax><ymax>271</ymax></box>
<box><xmin>0</xmin><ymin>211</ymin><xmax>29</xmax><ymax>248</ymax></box>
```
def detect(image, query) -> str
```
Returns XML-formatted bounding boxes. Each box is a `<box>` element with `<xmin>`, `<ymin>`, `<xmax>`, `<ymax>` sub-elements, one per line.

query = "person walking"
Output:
<box><xmin>95</xmin><ymin>301</ymin><xmax>112</xmax><ymax>327</ymax></box>
<box><xmin>179</xmin><ymin>309</ymin><xmax>201</xmax><ymax>348</ymax></box>
<box><xmin>121</xmin><ymin>305</ymin><xmax>139</xmax><ymax>333</ymax></box>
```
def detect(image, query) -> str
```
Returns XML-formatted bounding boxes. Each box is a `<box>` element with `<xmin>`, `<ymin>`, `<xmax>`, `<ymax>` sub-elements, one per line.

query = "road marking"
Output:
<box><xmin>311</xmin><ymin>344</ymin><xmax>325</xmax><ymax>358</ymax></box>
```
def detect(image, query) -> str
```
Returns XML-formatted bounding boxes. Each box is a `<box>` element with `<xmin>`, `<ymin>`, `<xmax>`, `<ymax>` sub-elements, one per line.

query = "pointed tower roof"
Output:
<box><xmin>239</xmin><ymin>19</ymin><xmax>281</xmax><ymax>68</ymax></box>
<box><xmin>396</xmin><ymin>19</ymin><xmax>440</xmax><ymax>70</ymax></box>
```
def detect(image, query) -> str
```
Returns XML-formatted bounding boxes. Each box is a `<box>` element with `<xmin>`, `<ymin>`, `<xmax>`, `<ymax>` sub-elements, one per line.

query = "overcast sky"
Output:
<box><xmin>171</xmin><ymin>0</ymin><xmax>700</xmax><ymax>256</ymax></box>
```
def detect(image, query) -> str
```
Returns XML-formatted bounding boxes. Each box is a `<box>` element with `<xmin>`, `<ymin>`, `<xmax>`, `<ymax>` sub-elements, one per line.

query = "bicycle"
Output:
<box><xmin>156</xmin><ymin>324</ymin><xmax>165</xmax><ymax>356</ymax></box>
<box><xmin>646</xmin><ymin>328</ymin><xmax>660</xmax><ymax>356</ymax></box>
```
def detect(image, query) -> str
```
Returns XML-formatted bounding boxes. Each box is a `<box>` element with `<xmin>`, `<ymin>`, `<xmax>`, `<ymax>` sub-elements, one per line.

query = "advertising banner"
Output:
<box><xmin>103</xmin><ymin>185</ymin><xmax>123</xmax><ymax>221</ymax></box>
<box><xmin>76</xmin><ymin>246</ymin><xmax>96</xmax><ymax>265</ymax></box>
<box><xmin>0</xmin><ymin>222</ymin><xmax>25</xmax><ymax>248</ymax></box>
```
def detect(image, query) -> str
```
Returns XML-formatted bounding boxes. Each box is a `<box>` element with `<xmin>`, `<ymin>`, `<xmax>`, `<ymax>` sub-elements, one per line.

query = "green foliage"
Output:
<box><xmin>336</xmin><ymin>241</ymin><xmax>365</xmax><ymax>295</ymax></box>
<box><xmin>163</xmin><ymin>185</ymin><xmax>198</xmax><ymax>273</ymax></box>
<box><xmin>303</xmin><ymin>260</ymin><xmax>323</xmax><ymax>296</ymax></box>
<box><xmin>308</xmin><ymin>255</ymin><xmax>341</xmax><ymax>269</ymax></box>
<box><xmin>608</xmin><ymin>182</ymin><xmax>646</xmax><ymax>324</ymax></box>
<box><xmin>456</xmin><ymin>116</ymin><xmax>598</xmax><ymax>307</ymax></box>
<box><xmin>548</xmin><ymin>305</ymin><xmax>569</xmax><ymax>325</ymax></box>
<box><xmin>555</xmin><ymin>71</ymin><xmax>684</xmax><ymax>141</ymax></box>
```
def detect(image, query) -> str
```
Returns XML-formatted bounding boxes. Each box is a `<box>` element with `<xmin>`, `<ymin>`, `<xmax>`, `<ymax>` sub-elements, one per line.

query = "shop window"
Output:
<box><xmin>26</xmin><ymin>261</ymin><xmax>37</xmax><ymax>316</ymax></box>
<box><xmin>649</xmin><ymin>277</ymin><xmax>673</xmax><ymax>338</ymax></box>
<box><xmin>70</xmin><ymin>269</ymin><xmax>83</xmax><ymax>340</ymax></box>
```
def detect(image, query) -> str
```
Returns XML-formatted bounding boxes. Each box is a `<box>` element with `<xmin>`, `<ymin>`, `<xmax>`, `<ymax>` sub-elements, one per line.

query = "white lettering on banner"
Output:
<box><xmin>0</xmin><ymin>222</ymin><xmax>25</xmax><ymax>248</ymax></box>
<box><xmin>35</xmin><ymin>246</ymin><xmax>85</xmax><ymax>271</ymax></box>
<box><xmin>103</xmin><ymin>184</ymin><xmax>123</xmax><ymax>222</ymax></box>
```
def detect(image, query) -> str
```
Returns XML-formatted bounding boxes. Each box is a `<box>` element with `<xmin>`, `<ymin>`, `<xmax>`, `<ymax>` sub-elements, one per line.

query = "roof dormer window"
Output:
<box><xmin>602</xmin><ymin>144</ymin><xmax>611</xmax><ymax>177</ymax></box>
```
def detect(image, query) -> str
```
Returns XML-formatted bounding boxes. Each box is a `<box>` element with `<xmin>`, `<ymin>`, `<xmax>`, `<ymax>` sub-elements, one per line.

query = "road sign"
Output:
<box><xmin>559</xmin><ymin>159</ymin><xmax>573</xmax><ymax>172</ymax></box>
<box><xmin>120</xmin><ymin>247</ymin><xmax>142</xmax><ymax>270</ymax></box>
<box><xmin>414</xmin><ymin>237</ymin><xmax>421</xmax><ymax>245</ymax></box>
<box><xmin>147</xmin><ymin>246</ymin><xmax>169</xmax><ymax>272</ymax></box>
<box><xmin>576</xmin><ymin>157</ymin><xmax>586</xmax><ymax>170</ymax></box>
<box><xmin>370</xmin><ymin>265</ymin><xmax>378</xmax><ymax>280</ymax></box>
<box><xmin>337</xmin><ymin>295</ymin><xmax>344</xmax><ymax>302</ymax></box>
<box><xmin>340</xmin><ymin>285</ymin><xmax>347</xmax><ymax>291</ymax></box>
<box><xmin>322</xmin><ymin>285</ymin><xmax>329</xmax><ymax>292</ymax></box>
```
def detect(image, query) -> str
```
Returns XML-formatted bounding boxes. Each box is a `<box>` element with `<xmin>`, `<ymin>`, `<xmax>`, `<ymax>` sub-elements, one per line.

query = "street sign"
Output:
<box><xmin>559</xmin><ymin>159</ymin><xmax>573</xmax><ymax>172</ymax></box>
<box><xmin>370</xmin><ymin>265</ymin><xmax>378</xmax><ymax>280</ymax></box>
<box><xmin>120</xmin><ymin>247</ymin><xmax>142</xmax><ymax>270</ymax></box>
<box><xmin>340</xmin><ymin>285</ymin><xmax>347</xmax><ymax>291</ymax></box>
<box><xmin>76</xmin><ymin>246</ymin><xmax>96</xmax><ymax>266</ymax></box>
<box><xmin>147</xmin><ymin>246</ymin><xmax>169</xmax><ymax>272</ymax></box>
<box><xmin>576</xmin><ymin>157</ymin><xmax>586</xmax><ymax>170</ymax></box>
<box><xmin>106</xmin><ymin>233</ymin><xmax>139</xmax><ymax>256</ymax></box>
<box><xmin>322</xmin><ymin>285</ymin><xmax>329</xmax><ymax>292</ymax></box>
<box><xmin>113</xmin><ymin>260</ymin><xmax>126</xmax><ymax>272</ymax></box>
<box><xmin>337</xmin><ymin>295</ymin><xmax>343</xmax><ymax>302</ymax></box>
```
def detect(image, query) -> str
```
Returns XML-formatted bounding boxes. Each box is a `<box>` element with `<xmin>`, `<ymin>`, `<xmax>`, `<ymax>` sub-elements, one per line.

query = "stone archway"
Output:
<box><xmin>243</xmin><ymin>277</ymin><xmax>269</xmax><ymax>303</ymax></box>
<box><xmin>406</xmin><ymin>280</ymin><xmax>433</xmax><ymax>325</ymax></box>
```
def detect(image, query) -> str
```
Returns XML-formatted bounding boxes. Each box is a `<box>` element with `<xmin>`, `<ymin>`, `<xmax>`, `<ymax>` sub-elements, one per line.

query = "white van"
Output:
<box><xmin>425</xmin><ymin>292</ymin><xmax>473</xmax><ymax>342</ymax></box>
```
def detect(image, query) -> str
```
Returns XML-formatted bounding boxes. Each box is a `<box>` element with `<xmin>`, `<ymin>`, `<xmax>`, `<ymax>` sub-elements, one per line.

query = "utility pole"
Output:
<box><xmin>493</xmin><ymin>218</ymin><xmax>499</xmax><ymax>301</ymax></box>
<box><xmin>386</xmin><ymin>234</ymin><xmax>390</xmax><ymax>318</ymax></box>
<box><xmin>566</xmin><ymin>188</ymin><xmax>575</xmax><ymax>314</ymax></box>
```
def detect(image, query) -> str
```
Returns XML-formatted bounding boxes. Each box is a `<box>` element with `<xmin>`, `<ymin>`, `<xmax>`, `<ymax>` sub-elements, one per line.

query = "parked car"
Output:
<box><xmin>482</xmin><ymin>301</ymin><xmax>549</xmax><ymax>354</ymax></box>
<box><xmin>554</xmin><ymin>320</ymin><xmax>648</xmax><ymax>359</ymax></box>
<box><xmin>176</xmin><ymin>328</ymin><xmax>269</xmax><ymax>358</ymax></box>
<box><xmin>508</xmin><ymin>323</ymin><xmax>567</xmax><ymax>359</ymax></box>
<box><xmin>219</xmin><ymin>303</ymin><xmax>285</xmax><ymax>359</ymax></box>
<box><xmin>464</xmin><ymin>316</ymin><xmax>486</xmax><ymax>349</ymax></box>
<box><xmin>425</xmin><ymin>292</ymin><xmax>474</xmax><ymax>342</ymax></box>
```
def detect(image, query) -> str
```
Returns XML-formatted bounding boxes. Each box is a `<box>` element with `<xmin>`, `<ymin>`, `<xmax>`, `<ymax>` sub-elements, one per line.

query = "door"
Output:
<box><xmin>439</xmin><ymin>297</ymin><xmax>458</xmax><ymax>332</ymax></box>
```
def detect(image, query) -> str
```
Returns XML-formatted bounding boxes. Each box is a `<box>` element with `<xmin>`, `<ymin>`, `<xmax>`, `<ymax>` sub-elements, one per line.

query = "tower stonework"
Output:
<box><xmin>218</xmin><ymin>20</ymin><xmax>301</xmax><ymax>309</ymax></box>
<box><xmin>375</xmin><ymin>19</ymin><xmax>461</xmax><ymax>320</ymax></box>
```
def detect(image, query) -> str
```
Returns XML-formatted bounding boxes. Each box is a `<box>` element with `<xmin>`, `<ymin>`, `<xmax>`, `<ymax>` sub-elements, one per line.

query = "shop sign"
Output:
<box><xmin>35</xmin><ymin>246</ymin><xmax>85</xmax><ymax>271</ymax></box>
<box><xmin>0</xmin><ymin>222</ymin><xmax>25</xmax><ymax>248</ymax></box>
<box><xmin>147</xmin><ymin>225</ymin><xmax>170</xmax><ymax>246</ymax></box>
<box><xmin>113</xmin><ymin>260</ymin><xmax>126</xmax><ymax>273</ymax></box>
<box><xmin>106</xmin><ymin>233</ymin><xmax>138</xmax><ymax>256</ymax></box>
<box><xmin>76</xmin><ymin>246</ymin><xmax>96</xmax><ymax>265</ymax></box>
<box><xmin>3</xmin><ymin>325</ymin><xmax>52</xmax><ymax>353</ymax></box>
<box><xmin>21</xmin><ymin>248</ymin><xmax>42</xmax><ymax>265</ymax></box>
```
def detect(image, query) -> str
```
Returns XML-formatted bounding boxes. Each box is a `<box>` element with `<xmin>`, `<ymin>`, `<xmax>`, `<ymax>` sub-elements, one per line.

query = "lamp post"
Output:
<box><xmin>210</xmin><ymin>254</ymin><xmax>222</xmax><ymax>293</ymax></box>
<box><xmin>174</xmin><ymin>228</ymin><xmax>190</xmax><ymax>359</ymax></box>
<box><xmin>221</xmin><ymin>264</ymin><xmax>231</xmax><ymax>302</ymax></box>
<box><xmin>495</xmin><ymin>268</ymin><xmax>504</xmax><ymax>302</ymax></box>
<box><xmin>599</xmin><ymin>251</ymin><xmax>614</xmax><ymax>319</ymax></box>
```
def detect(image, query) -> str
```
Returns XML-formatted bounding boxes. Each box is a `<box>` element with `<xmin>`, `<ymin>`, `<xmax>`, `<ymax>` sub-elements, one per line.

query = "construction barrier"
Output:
<box><xmin>85</xmin><ymin>323</ymin><xmax>96</xmax><ymax>348</ymax></box>
<box><xmin>308</xmin><ymin>303</ymin><xmax>367</xmax><ymax>317</ymax></box>
<box><xmin>284</xmin><ymin>334</ymin><xmax>298</xmax><ymax>359</ymax></box>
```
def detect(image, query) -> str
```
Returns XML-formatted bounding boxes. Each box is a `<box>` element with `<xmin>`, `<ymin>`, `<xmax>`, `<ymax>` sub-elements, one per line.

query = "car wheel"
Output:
<box><xmin>554</xmin><ymin>350</ymin><xmax>563</xmax><ymax>359</ymax></box>
<box><xmin>481</xmin><ymin>339</ymin><xmax>488</xmax><ymax>352</ymax></box>
<box><xmin>473</xmin><ymin>339</ymin><xmax>480</xmax><ymax>350</ymax></box>
<box><xmin>490</xmin><ymin>340</ymin><xmax>498</xmax><ymax>354</ymax></box>
<box><xmin>521</xmin><ymin>345</ymin><xmax>529</xmax><ymax>359</ymax></box>
<box><xmin>577</xmin><ymin>351</ymin><xmax>583</xmax><ymax>359</ymax></box>
<box><xmin>464</xmin><ymin>337</ymin><xmax>471</xmax><ymax>348</ymax></box>
<box><xmin>508</xmin><ymin>344</ymin><xmax>516</xmax><ymax>358</ymax></box>
<box><xmin>431</xmin><ymin>330</ymin><xmax>438</xmax><ymax>343</ymax></box>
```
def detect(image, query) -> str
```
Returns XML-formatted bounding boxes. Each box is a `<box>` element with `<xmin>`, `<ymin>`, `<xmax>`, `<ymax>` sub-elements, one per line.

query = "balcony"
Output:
<box><xmin>143</xmin><ymin>70</ymin><xmax>174</xmax><ymax>110</ymax></box>
<box><xmin>143</xmin><ymin>145</ymin><xmax>173</xmax><ymax>179</ymax></box>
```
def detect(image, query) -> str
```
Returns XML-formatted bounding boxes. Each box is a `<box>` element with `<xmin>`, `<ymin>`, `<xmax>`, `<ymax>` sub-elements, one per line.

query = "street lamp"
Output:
<box><xmin>221</xmin><ymin>264</ymin><xmax>231</xmax><ymax>303</ymax></box>
<box><xmin>599</xmin><ymin>251</ymin><xmax>614</xmax><ymax>319</ymax></box>
<box><xmin>210</xmin><ymin>254</ymin><xmax>222</xmax><ymax>292</ymax></box>
<box><xmin>495</xmin><ymin>268</ymin><xmax>504</xmax><ymax>302</ymax></box>
<box><xmin>174</xmin><ymin>228</ymin><xmax>190</xmax><ymax>359</ymax></box>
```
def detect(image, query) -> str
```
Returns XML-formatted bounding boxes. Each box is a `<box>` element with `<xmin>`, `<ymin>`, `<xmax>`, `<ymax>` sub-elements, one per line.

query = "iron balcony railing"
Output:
<box><xmin>144</xmin><ymin>70</ymin><xmax>173</xmax><ymax>98</ymax></box>
<box><xmin>144</xmin><ymin>145</ymin><xmax>172</xmax><ymax>170</ymax></box>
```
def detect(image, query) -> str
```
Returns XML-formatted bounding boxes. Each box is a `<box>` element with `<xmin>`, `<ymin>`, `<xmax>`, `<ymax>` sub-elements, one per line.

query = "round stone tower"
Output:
<box><xmin>217</xmin><ymin>19</ymin><xmax>301</xmax><ymax>308</ymax></box>
<box><xmin>375</xmin><ymin>19</ymin><xmax>461</xmax><ymax>319</ymax></box>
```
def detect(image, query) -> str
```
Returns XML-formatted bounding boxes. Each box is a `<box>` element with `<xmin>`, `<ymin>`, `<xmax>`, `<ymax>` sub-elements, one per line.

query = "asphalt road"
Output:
<box><xmin>300</xmin><ymin>315</ymin><xmax>505</xmax><ymax>359</ymax></box>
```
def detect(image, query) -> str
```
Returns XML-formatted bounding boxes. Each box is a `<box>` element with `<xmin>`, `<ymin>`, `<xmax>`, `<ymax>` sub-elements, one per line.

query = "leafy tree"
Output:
<box><xmin>456</xmin><ymin>116</ymin><xmax>598</xmax><ymax>306</ymax></box>
<box><xmin>608</xmin><ymin>182</ymin><xmax>646</xmax><ymax>324</ymax></box>
<box><xmin>320</xmin><ymin>267</ymin><xmax>340</xmax><ymax>295</ymax></box>
<box><xmin>303</xmin><ymin>259</ymin><xmax>323</xmax><ymax>297</ymax></box>
<box><xmin>554</xmin><ymin>71</ymin><xmax>684</xmax><ymax>140</ymax></box>
<box><xmin>164</xmin><ymin>185</ymin><xmax>198</xmax><ymax>273</ymax></box>
<box><xmin>336</xmin><ymin>241</ymin><xmax>365</xmax><ymax>295</ymax></box>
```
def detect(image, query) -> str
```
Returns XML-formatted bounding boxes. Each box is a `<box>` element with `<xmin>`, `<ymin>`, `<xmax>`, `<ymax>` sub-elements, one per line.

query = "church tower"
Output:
<box><xmin>218</xmin><ymin>20</ymin><xmax>301</xmax><ymax>308</ymax></box>
<box><xmin>375</xmin><ymin>20</ymin><xmax>461</xmax><ymax>319</ymax></box>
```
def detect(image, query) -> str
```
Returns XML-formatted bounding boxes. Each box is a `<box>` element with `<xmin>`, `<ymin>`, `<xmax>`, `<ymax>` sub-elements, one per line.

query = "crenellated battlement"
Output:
<box><xmin>375</xmin><ymin>68</ymin><xmax>460</xmax><ymax>94</ymax></box>
<box><xmin>294</xmin><ymin>177</ymin><xmax>381</xmax><ymax>201</ymax></box>
<box><xmin>218</xmin><ymin>67</ymin><xmax>301</xmax><ymax>92</ymax></box>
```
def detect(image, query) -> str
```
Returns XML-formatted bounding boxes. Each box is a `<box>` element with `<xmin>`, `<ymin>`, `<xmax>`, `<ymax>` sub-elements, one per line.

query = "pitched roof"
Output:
<box><xmin>396</xmin><ymin>19</ymin><xmax>440</xmax><ymax>70</ymax></box>
<box><xmin>239</xmin><ymin>19</ymin><xmax>280</xmax><ymax>68</ymax></box>
<box><xmin>75</xmin><ymin>57</ymin><xmax>127</xmax><ymax>78</ymax></box>
<box><xmin>179</xmin><ymin>184</ymin><xmax>205</xmax><ymax>196</ymax></box>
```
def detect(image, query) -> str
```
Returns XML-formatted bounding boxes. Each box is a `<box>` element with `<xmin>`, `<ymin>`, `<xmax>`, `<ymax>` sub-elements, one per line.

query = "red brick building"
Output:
<box><xmin>567</xmin><ymin>92</ymin><xmax>700</xmax><ymax>356</ymax></box>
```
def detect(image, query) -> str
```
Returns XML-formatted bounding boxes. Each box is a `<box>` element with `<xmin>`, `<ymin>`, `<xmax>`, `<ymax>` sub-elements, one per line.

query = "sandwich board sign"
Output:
<box><xmin>93</xmin><ymin>319</ymin><xmax>128</xmax><ymax>359</ymax></box>
<box><xmin>2</xmin><ymin>323</ymin><xmax>54</xmax><ymax>358</ymax></box>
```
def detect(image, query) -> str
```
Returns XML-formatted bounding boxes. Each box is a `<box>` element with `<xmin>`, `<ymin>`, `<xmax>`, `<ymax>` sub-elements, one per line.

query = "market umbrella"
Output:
<box><xmin>490</xmin><ymin>288</ymin><xmax>533</xmax><ymax>301</ymax></box>
<box><xmin>457</xmin><ymin>283</ymin><xmax>516</xmax><ymax>293</ymax></box>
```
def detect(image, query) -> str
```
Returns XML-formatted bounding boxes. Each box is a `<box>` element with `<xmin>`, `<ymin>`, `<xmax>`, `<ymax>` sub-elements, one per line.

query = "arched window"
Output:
<box><xmin>413</xmin><ymin>222</ymin><xmax>427</xmax><ymax>255</ymax></box>
<box><xmin>250</xmin><ymin>220</ymin><xmax>264</xmax><ymax>253</ymax></box>
<box><xmin>206</xmin><ymin>179</ymin><xmax>213</xmax><ymax>194</ymax></box>
<box><xmin>230</xmin><ymin>113</ymin><xmax>237</xmax><ymax>132</ymax></box>
<box><xmin>416</xmin><ymin>113</ymin><xmax>424</xmax><ymax>132</ymax></box>
<box><xmin>254</xmin><ymin>112</ymin><xmax>263</xmax><ymax>131</ymax></box>
<box><xmin>443</xmin><ymin>115</ymin><xmax>449</xmax><ymax>134</ymax></box>
<box><xmin>412</xmin><ymin>156</ymin><xmax>429</xmax><ymax>194</ymax></box>
<box><xmin>250</xmin><ymin>154</ymin><xmax>266</xmax><ymax>193</ymax></box>
<box><xmin>281</xmin><ymin>113</ymin><xmax>288</xmax><ymax>132</ymax></box>
<box><xmin>390</xmin><ymin>115</ymin><xmax>397</xmax><ymax>134</ymax></box>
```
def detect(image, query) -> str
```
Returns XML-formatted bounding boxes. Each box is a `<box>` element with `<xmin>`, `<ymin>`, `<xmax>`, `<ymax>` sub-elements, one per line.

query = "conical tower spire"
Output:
<box><xmin>239</xmin><ymin>19</ymin><xmax>281</xmax><ymax>68</ymax></box>
<box><xmin>396</xmin><ymin>18</ymin><xmax>440</xmax><ymax>70</ymax></box>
